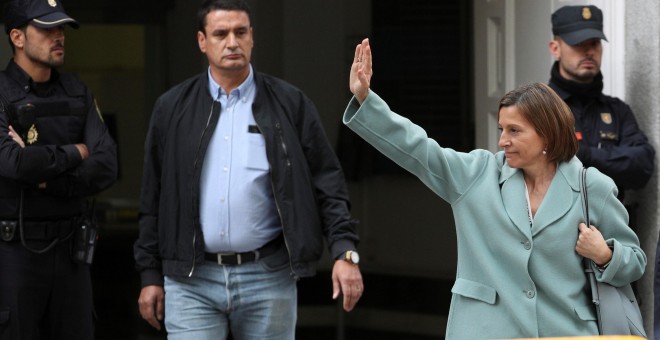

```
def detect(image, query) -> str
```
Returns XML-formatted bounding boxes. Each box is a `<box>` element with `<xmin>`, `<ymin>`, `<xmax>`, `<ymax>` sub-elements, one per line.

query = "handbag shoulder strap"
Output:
<box><xmin>579</xmin><ymin>167</ymin><xmax>590</xmax><ymax>226</ymax></box>
<box><xmin>579</xmin><ymin>167</ymin><xmax>595</xmax><ymax>273</ymax></box>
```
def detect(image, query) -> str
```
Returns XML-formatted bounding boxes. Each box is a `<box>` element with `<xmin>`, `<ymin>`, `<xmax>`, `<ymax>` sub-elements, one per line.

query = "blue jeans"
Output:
<box><xmin>164</xmin><ymin>256</ymin><xmax>297</xmax><ymax>340</ymax></box>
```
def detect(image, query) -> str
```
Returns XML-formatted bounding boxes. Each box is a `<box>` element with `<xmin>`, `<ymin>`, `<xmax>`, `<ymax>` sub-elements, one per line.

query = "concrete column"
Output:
<box><xmin>625</xmin><ymin>0</ymin><xmax>660</xmax><ymax>335</ymax></box>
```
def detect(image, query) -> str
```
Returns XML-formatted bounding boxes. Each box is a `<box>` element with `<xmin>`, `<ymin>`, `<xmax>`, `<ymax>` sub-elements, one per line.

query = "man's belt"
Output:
<box><xmin>204</xmin><ymin>234</ymin><xmax>284</xmax><ymax>265</ymax></box>
<box><xmin>0</xmin><ymin>219</ymin><xmax>77</xmax><ymax>242</ymax></box>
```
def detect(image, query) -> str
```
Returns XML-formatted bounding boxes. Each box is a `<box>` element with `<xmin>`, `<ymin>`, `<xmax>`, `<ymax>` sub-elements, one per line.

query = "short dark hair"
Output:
<box><xmin>498</xmin><ymin>83</ymin><xmax>578</xmax><ymax>163</ymax></box>
<box><xmin>4</xmin><ymin>0</ymin><xmax>26</xmax><ymax>52</ymax></box>
<box><xmin>197</xmin><ymin>0</ymin><xmax>252</xmax><ymax>34</ymax></box>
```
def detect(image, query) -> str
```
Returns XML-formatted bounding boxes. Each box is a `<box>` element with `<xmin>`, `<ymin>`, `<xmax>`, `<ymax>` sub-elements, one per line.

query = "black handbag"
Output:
<box><xmin>579</xmin><ymin>167</ymin><xmax>646</xmax><ymax>337</ymax></box>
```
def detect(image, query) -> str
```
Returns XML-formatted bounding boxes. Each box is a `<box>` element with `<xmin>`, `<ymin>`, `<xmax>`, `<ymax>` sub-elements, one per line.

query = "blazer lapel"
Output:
<box><xmin>498</xmin><ymin>157</ymin><xmax>582</xmax><ymax>238</ymax></box>
<box><xmin>500</xmin><ymin>169</ymin><xmax>532</xmax><ymax>238</ymax></box>
<box><xmin>530</xmin><ymin>177</ymin><xmax>576</xmax><ymax>236</ymax></box>
<box><xmin>530</xmin><ymin>161</ymin><xmax>581</xmax><ymax>236</ymax></box>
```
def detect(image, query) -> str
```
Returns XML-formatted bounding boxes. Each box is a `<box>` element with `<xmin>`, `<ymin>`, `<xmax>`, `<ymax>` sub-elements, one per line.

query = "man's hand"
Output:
<box><xmin>332</xmin><ymin>260</ymin><xmax>364</xmax><ymax>312</ymax></box>
<box><xmin>75</xmin><ymin>143</ymin><xmax>89</xmax><ymax>160</ymax></box>
<box><xmin>138</xmin><ymin>285</ymin><xmax>165</xmax><ymax>330</ymax></box>
<box><xmin>8</xmin><ymin>125</ymin><xmax>25</xmax><ymax>148</ymax></box>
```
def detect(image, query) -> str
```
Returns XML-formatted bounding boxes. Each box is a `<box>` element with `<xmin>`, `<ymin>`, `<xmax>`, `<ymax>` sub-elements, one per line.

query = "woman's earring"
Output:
<box><xmin>542</xmin><ymin>148</ymin><xmax>547</xmax><ymax>155</ymax></box>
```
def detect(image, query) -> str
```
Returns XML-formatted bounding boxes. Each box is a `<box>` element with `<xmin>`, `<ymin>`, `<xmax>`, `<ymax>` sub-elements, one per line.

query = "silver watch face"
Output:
<box><xmin>350</xmin><ymin>251</ymin><xmax>360</xmax><ymax>264</ymax></box>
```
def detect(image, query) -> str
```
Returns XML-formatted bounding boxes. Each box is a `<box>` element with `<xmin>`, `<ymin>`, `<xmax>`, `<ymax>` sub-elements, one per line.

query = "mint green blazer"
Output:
<box><xmin>343</xmin><ymin>91</ymin><xmax>646</xmax><ymax>339</ymax></box>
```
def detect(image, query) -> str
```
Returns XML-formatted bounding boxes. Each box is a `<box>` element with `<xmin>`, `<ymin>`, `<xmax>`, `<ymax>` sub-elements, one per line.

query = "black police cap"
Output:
<box><xmin>551</xmin><ymin>5</ymin><xmax>607</xmax><ymax>46</ymax></box>
<box><xmin>3</xmin><ymin>0</ymin><xmax>79</xmax><ymax>34</ymax></box>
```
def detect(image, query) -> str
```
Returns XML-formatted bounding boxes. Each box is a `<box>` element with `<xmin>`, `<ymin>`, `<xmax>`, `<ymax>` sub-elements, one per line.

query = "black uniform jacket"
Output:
<box><xmin>134</xmin><ymin>69</ymin><xmax>358</xmax><ymax>286</ymax></box>
<box><xmin>0</xmin><ymin>60</ymin><xmax>118</xmax><ymax>219</ymax></box>
<box><xmin>549</xmin><ymin>82</ymin><xmax>655</xmax><ymax>191</ymax></box>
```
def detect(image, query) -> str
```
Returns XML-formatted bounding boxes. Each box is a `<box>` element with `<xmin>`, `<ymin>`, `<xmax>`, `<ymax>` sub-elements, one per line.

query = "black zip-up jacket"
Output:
<box><xmin>0</xmin><ymin>60</ymin><xmax>118</xmax><ymax>219</ymax></box>
<box><xmin>134</xmin><ymin>70</ymin><xmax>359</xmax><ymax>286</ymax></box>
<box><xmin>549</xmin><ymin>80</ymin><xmax>655</xmax><ymax>192</ymax></box>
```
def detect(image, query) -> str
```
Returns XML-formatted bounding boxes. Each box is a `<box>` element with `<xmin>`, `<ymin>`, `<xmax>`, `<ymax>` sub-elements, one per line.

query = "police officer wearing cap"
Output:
<box><xmin>0</xmin><ymin>0</ymin><xmax>118</xmax><ymax>339</ymax></box>
<box><xmin>548</xmin><ymin>5</ymin><xmax>654</xmax><ymax>202</ymax></box>
<box><xmin>548</xmin><ymin>6</ymin><xmax>654</xmax><ymax>332</ymax></box>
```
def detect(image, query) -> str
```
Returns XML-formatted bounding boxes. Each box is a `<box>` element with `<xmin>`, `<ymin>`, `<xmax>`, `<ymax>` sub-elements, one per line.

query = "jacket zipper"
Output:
<box><xmin>277</xmin><ymin>122</ymin><xmax>291</xmax><ymax>167</ymax></box>
<box><xmin>268</xmin><ymin>121</ymin><xmax>296</xmax><ymax>278</ymax></box>
<box><xmin>189</xmin><ymin>100</ymin><xmax>217</xmax><ymax>277</ymax></box>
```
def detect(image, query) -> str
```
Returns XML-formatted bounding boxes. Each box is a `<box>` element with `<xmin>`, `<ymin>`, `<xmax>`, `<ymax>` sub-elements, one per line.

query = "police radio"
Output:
<box><xmin>72</xmin><ymin>200</ymin><xmax>100</xmax><ymax>265</ymax></box>
<box><xmin>11</xmin><ymin>103</ymin><xmax>36</xmax><ymax>141</ymax></box>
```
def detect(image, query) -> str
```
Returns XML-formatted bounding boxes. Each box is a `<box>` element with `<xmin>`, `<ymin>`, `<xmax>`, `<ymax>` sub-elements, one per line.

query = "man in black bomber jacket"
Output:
<box><xmin>134</xmin><ymin>0</ymin><xmax>363</xmax><ymax>338</ymax></box>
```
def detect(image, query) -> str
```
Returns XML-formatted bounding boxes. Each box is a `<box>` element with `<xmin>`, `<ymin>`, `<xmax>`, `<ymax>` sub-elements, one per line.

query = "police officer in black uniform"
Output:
<box><xmin>548</xmin><ymin>5</ymin><xmax>654</xmax><ymax>201</ymax></box>
<box><xmin>547</xmin><ymin>5</ymin><xmax>656</xmax><ymax>334</ymax></box>
<box><xmin>0</xmin><ymin>0</ymin><xmax>118</xmax><ymax>339</ymax></box>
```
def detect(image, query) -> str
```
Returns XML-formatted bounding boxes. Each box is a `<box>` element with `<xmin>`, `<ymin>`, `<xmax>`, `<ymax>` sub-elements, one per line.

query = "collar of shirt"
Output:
<box><xmin>207</xmin><ymin>65</ymin><xmax>255</xmax><ymax>101</ymax></box>
<box><xmin>6</xmin><ymin>59</ymin><xmax>60</xmax><ymax>95</ymax></box>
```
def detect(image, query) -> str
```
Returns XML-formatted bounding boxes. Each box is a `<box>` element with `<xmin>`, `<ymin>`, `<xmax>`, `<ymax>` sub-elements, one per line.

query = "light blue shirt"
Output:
<box><xmin>200</xmin><ymin>66</ymin><xmax>281</xmax><ymax>253</ymax></box>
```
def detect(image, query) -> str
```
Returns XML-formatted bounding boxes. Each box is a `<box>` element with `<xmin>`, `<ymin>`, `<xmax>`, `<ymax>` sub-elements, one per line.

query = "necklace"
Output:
<box><xmin>524</xmin><ymin>182</ymin><xmax>533</xmax><ymax>227</ymax></box>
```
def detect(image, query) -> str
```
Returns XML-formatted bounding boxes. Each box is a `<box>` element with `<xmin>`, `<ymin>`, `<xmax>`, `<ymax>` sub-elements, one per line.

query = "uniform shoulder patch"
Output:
<box><xmin>600</xmin><ymin>113</ymin><xmax>612</xmax><ymax>124</ymax></box>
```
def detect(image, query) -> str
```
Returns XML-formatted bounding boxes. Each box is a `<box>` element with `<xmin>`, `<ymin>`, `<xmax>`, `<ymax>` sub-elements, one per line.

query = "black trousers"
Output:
<box><xmin>0</xmin><ymin>236</ymin><xmax>94</xmax><ymax>340</ymax></box>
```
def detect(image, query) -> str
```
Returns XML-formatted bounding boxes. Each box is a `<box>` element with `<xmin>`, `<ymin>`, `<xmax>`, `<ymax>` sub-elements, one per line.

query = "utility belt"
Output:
<box><xmin>0</xmin><ymin>218</ymin><xmax>76</xmax><ymax>242</ymax></box>
<box><xmin>205</xmin><ymin>234</ymin><xmax>284</xmax><ymax>266</ymax></box>
<box><xmin>0</xmin><ymin>216</ymin><xmax>98</xmax><ymax>265</ymax></box>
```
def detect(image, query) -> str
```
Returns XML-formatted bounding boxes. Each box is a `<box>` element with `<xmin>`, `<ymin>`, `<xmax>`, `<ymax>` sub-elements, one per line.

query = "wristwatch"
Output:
<box><xmin>344</xmin><ymin>250</ymin><xmax>360</xmax><ymax>265</ymax></box>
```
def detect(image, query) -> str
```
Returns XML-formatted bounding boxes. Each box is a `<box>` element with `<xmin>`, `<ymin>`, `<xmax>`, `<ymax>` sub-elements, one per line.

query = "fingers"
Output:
<box><xmin>362</xmin><ymin>38</ymin><xmax>372</xmax><ymax>68</ymax></box>
<box><xmin>332</xmin><ymin>275</ymin><xmax>340</xmax><ymax>300</ymax></box>
<box><xmin>354</xmin><ymin>42</ymin><xmax>363</xmax><ymax>65</ymax></box>
<box><xmin>75</xmin><ymin>143</ymin><xmax>89</xmax><ymax>160</ymax></box>
<box><xmin>145</xmin><ymin>314</ymin><xmax>162</xmax><ymax>330</ymax></box>
<box><xmin>350</xmin><ymin>38</ymin><xmax>373</xmax><ymax>103</ymax></box>
<box><xmin>578</xmin><ymin>223</ymin><xmax>599</xmax><ymax>236</ymax></box>
<box><xmin>358</xmin><ymin>39</ymin><xmax>372</xmax><ymax>73</ymax></box>
<box><xmin>138</xmin><ymin>286</ymin><xmax>164</xmax><ymax>331</ymax></box>
<box><xmin>354</xmin><ymin>38</ymin><xmax>370</xmax><ymax>64</ymax></box>
<box><xmin>138</xmin><ymin>298</ymin><xmax>156</xmax><ymax>329</ymax></box>
<box><xmin>577</xmin><ymin>222</ymin><xmax>588</xmax><ymax>232</ymax></box>
<box><xmin>338</xmin><ymin>278</ymin><xmax>363</xmax><ymax>312</ymax></box>
<box><xmin>332</xmin><ymin>260</ymin><xmax>364</xmax><ymax>312</ymax></box>
<box><xmin>138</xmin><ymin>299</ymin><xmax>157</xmax><ymax>329</ymax></box>
<box><xmin>575</xmin><ymin>222</ymin><xmax>609</xmax><ymax>263</ymax></box>
<box><xmin>342</xmin><ymin>282</ymin><xmax>364</xmax><ymax>312</ymax></box>
<box><xmin>359</xmin><ymin>40</ymin><xmax>371</xmax><ymax>77</ymax></box>
<box><xmin>156</xmin><ymin>294</ymin><xmax>165</xmax><ymax>325</ymax></box>
<box><xmin>8</xmin><ymin>125</ymin><xmax>25</xmax><ymax>148</ymax></box>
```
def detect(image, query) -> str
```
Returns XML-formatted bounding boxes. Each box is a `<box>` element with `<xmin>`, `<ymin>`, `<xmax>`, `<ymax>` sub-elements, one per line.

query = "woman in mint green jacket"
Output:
<box><xmin>344</xmin><ymin>39</ymin><xmax>645</xmax><ymax>339</ymax></box>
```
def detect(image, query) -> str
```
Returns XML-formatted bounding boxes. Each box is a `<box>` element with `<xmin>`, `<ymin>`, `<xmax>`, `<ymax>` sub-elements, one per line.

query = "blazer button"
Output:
<box><xmin>522</xmin><ymin>240</ymin><xmax>531</xmax><ymax>250</ymax></box>
<box><xmin>525</xmin><ymin>290</ymin><xmax>536</xmax><ymax>299</ymax></box>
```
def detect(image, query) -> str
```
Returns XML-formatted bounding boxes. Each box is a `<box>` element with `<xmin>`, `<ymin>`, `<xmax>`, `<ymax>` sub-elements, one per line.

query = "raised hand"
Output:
<box><xmin>349</xmin><ymin>38</ymin><xmax>373</xmax><ymax>104</ymax></box>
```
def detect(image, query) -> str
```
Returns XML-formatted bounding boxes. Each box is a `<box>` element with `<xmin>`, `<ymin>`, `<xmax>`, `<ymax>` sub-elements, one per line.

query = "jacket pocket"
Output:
<box><xmin>451</xmin><ymin>278</ymin><xmax>497</xmax><ymax>304</ymax></box>
<box><xmin>574</xmin><ymin>304</ymin><xmax>597</xmax><ymax>321</ymax></box>
<box><xmin>247</xmin><ymin>135</ymin><xmax>269</xmax><ymax>171</ymax></box>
